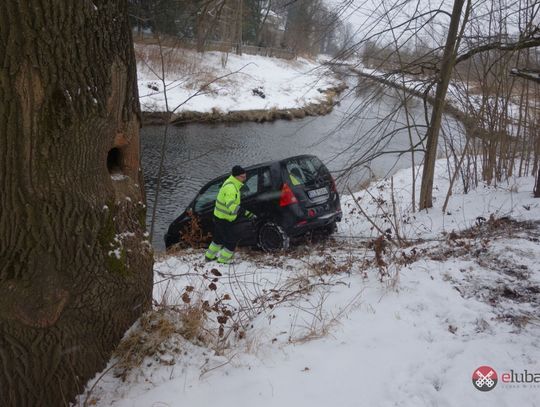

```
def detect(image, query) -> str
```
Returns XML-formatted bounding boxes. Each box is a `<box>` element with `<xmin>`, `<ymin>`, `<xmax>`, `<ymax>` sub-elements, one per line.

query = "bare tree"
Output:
<box><xmin>419</xmin><ymin>0</ymin><xmax>470</xmax><ymax>209</ymax></box>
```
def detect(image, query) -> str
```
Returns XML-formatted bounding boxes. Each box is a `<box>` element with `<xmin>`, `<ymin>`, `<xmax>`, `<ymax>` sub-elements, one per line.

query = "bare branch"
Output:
<box><xmin>456</xmin><ymin>36</ymin><xmax>540</xmax><ymax>64</ymax></box>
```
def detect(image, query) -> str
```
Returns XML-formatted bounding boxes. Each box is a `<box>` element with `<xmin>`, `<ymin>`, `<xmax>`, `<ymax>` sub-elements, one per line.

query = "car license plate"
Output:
<box><xmin>308</xmin><ymin>187</ymin><xmax>328</xmax><ymax>199</ymax></box>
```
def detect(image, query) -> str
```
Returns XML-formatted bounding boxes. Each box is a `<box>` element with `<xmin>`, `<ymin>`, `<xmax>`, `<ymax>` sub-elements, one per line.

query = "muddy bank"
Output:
<box><xmin>141</xmin><ymin>84</ymin><xmax>347</xmax><ymax>126</ymax></box>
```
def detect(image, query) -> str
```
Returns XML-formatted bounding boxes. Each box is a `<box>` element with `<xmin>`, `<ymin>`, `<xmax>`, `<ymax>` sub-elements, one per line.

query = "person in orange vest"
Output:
<box><xmin>204</xmin><ymin>166</ymin><xmax>256</xmax><ymax>264</ymax></box>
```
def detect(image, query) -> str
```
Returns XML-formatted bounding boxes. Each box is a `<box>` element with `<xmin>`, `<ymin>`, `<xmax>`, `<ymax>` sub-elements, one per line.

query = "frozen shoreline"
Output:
<box><xmin>136</xmin><ymin>45</ymin><xmax>345</xmax><ymax>125</ymax></box>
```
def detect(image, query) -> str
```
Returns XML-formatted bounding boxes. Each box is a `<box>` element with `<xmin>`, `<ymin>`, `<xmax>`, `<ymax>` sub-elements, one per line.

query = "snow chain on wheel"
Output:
<box><xmin>258</xmin><ymin>222</ymin><xmax>290</xmax><ymax>252</ymax></box>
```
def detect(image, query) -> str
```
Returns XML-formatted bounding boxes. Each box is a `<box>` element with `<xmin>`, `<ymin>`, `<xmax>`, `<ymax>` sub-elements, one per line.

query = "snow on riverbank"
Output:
<box><xmin>339</xmin><ymin>159</ymin><xmax>539</xmax><ymax>241</ymax></box>
<box><xmin>78</xmin><ymin>161</ymin><xmax>540</xmax><ymax>407</ymax></box>
<box><xmin>135</xmin><ymin>44</ymin><xmax>341</xmax><ymax>115</ymax></box>
<box><xmin>350</xmin><ymin>62</ymin><xmax>525</xmax><ymax>135</ymax></box>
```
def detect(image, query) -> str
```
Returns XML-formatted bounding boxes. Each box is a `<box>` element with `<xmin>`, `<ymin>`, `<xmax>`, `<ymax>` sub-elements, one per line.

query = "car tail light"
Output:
<box><xmin>279</xmin><ymin>183</ymin><xmax>298</xmax><ymax>207</ymax></box>
<box><xmin>308</xmin><ymin>209</ymin><xmax>315</xmax><ymax>217</ymax></box>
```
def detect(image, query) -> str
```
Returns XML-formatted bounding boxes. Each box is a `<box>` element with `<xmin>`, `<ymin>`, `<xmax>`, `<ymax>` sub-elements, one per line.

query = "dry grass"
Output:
<box><xmin>309</xmin><ymin>254</ymin><xmax>354</xmax><ymax>277</ymax></box>
<box><xmin>113</xmin><ymin>308</ymin><xmax>182</xmax><ymax>380</ymax></box>
<box><xmin>111</xmin><ymin>281</ymin><xmax>217</xmax><ymax>379</ymax></box>
<box><xmin>134</xmin><ymin>43</ymin><xmax>199</xmax><ymax>76</ymax></box>
<box><xmin>111</xmin><ymin>301</ymin><xmax>225</xmax><ymax>380</ymax></box>
<box><xmin>134</xmin><ymin>42</ymin><xmax>224</xmax><ymax>91</ymax></box>
<box><xmin>179</xmin><ymin>305</ymin><xmax>207</xmax><ymax>341</ymax></box>
<box><xmin>178</xmin><ymin>212</ymin><xmax>212</xmax><ymax>249</ymax></box>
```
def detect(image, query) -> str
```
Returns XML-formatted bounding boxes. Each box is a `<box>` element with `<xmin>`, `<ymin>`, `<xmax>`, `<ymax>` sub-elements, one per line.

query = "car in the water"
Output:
<box><xmin>164</xmin><ymin>155</ymin><xmax>342</xmax><ymax>251</ymax></box>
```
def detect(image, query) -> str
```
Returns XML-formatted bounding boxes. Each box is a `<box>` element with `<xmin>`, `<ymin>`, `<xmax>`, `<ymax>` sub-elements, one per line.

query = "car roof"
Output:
<box><xmin>246</xmin><ymin>154</ymin><xmax>319</xmax><ymax>170</ymax></box>
<box><xmin>204</xmin><ymin>154</ymin><xmax>320</xmax><ymax>186</ymax></box>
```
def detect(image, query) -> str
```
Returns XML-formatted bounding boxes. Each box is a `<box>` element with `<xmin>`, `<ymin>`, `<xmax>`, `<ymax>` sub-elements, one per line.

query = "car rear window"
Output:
<box><xmin>284</xmin><ymin>156</ymin><xmax>328</xmax><ymax>186</ymax></box>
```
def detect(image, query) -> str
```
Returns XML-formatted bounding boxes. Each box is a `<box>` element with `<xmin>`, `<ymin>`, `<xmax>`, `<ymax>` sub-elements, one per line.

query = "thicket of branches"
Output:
<box><xmin>336</xmin><ymin>0</ymin><xmax>540</xmax><ymax>206</ymax></box>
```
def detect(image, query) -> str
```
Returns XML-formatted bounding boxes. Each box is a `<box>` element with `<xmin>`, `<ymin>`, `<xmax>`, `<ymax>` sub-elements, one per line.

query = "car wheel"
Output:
<box><xmin>307</xmin><ymin>221</ymin><xmax>337</xmax><ymax>243</ymax></box>
<box><xmin>322</xmin><ymin>221</ymin><xmax>337</xmax><ymax>236</ymax></box>
<box><xmin>258</xmin><ymin>222</ymin><xmax>290</xmax><ymax>252</ymax></box>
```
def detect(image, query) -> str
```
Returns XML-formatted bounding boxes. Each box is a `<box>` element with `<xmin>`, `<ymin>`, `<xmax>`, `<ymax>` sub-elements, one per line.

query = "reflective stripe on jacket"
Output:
<box><xmin>214</xmin><ymin>175</ymin><xmax>244</xmax><ymax>222</ymax></box>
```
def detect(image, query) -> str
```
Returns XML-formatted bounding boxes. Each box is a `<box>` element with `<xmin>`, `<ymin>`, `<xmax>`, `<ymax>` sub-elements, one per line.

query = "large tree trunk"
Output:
<box><xmin>418</xmin><ymin>0</ymin><xmax>466</xmax><ymax>210</ymax></box>
<box><xmin>0</xmin><ymin>1</ymin><xmax>153</xmax><ymax>406</ymax></box>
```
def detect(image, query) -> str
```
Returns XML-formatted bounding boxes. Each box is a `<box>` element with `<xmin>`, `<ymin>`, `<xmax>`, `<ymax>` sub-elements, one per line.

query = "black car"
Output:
<box><xmin>164</xmin><ymin>155</ymin><xmax>342</xmax><ymax>251</ymax></box>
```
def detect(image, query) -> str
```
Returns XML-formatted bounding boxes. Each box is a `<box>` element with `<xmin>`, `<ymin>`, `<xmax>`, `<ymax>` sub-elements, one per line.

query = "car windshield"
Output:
<box><xmin>284</xmin><ymin>156</ymin><xmax>326</xmax><ymax>186</ymax></box>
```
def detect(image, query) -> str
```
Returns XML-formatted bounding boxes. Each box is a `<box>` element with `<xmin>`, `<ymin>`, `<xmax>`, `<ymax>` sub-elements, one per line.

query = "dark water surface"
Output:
<box><xmin>141</xmin><ymin>83</ymin><xmax>459</xmax><ymax>249</ymax></box>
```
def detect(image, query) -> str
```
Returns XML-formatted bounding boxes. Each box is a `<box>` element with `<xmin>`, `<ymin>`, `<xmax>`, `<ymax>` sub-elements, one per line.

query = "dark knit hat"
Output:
<box><xmin>232</xmin><ymin>165</ymin><xmax>246</xmax><ymax>176</ymax></box>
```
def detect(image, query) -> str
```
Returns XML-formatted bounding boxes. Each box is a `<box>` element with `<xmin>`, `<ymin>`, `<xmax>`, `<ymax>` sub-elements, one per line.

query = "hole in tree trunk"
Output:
<box><xmin>107</xmin><ymin>147</ymin><xmax>123</xmax><ymax>174</ymax></box>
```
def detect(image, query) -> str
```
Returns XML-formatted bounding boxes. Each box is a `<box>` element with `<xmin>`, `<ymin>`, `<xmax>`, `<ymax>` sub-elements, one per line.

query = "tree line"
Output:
<box><xmin>128</xmin><ymin>0</ymin><xmax>355</xmax><ymax>56</ymax></box>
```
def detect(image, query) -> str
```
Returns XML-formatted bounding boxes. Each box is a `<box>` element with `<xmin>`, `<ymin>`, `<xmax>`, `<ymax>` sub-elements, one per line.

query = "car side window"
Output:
<box><xmin>193</xmin><ymin>180</ymin><xmax>223</xmax><ymax>213</ymax></box>
<box><xmin>261</xmin><ymin>168</ymin><xmax>272</xmax><ymax>190</ymax></box>
<box><xmin>241</xmin><ymin>170</ymin><xmax>258</xmax><ymax>198</ymax></box>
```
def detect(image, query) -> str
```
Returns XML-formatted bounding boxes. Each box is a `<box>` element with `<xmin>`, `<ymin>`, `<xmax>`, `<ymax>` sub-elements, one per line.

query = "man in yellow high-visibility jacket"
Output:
<box><xmin>205</xmin><ymin>165</ymin><xmax>256</xmax><ymax>264</ymax></box>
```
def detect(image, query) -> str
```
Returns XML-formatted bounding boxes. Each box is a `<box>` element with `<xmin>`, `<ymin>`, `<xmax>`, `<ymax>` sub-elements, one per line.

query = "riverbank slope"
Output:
<box><xmin>79</xmin><ymin>160</ymin><xmax>540</xmax><ymax>406</ymax></box>
<box><xmin>135</xmin><ymin>44</ymin><xmax>345</xmax><ymax>125</ymax></box>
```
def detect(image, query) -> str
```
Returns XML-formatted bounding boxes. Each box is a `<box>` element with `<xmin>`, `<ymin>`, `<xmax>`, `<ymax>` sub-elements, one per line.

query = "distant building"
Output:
<box><xmin>259</xmin><ymin>9</ymin><xmax>285</xmax><ymax>48</ymax></box>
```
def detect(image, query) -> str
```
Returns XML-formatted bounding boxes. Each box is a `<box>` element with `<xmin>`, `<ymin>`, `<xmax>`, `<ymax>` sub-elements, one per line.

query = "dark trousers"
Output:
<box><xmin>213</xmin><ymin>218</ymin><xmax>240</xmax><ymax>251</ymax></box>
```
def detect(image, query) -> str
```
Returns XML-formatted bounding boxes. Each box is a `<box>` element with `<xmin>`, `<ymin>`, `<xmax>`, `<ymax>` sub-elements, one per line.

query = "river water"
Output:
<box><xmin>141</xmin><ymin>80</ymin><xmax>460</xmax><ymax>249</ymax></box>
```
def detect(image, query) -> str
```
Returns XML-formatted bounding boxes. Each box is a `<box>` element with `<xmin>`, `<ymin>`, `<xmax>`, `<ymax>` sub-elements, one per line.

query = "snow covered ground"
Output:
<box><xmin>78</xmin><ymin>161</ymin><xmax>540</xmax><ymax>407</ymax></box>
<box><xmin>135</xmin><ymin>44</ymin><xmax>341</xmax><ymax>114</ymax></box>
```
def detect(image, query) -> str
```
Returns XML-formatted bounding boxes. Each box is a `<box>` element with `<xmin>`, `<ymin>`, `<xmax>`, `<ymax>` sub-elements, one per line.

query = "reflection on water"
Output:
<box><xmin>141</xmin><ymin>80</ymin><xmax>460</xmax><ymax>249</ymax></box>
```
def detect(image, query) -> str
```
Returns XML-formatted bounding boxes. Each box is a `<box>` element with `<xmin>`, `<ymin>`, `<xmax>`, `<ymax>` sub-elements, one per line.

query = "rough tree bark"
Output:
<box><xmin>0</xmin><ymin>1</ymin><xmax>153</xmax><ymax>406</ymax></box>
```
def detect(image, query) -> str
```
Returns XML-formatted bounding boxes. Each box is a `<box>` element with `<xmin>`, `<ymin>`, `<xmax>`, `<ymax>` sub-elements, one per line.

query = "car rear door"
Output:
<box><xmin>282</xmin><ymin>156</ymin><xmax>337</xmax><ymax>215</ymax></box>
<box><xmin>236</xmin><ymin>167</ymin><xmax>272</xmax><ymax>245</ymax></box>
